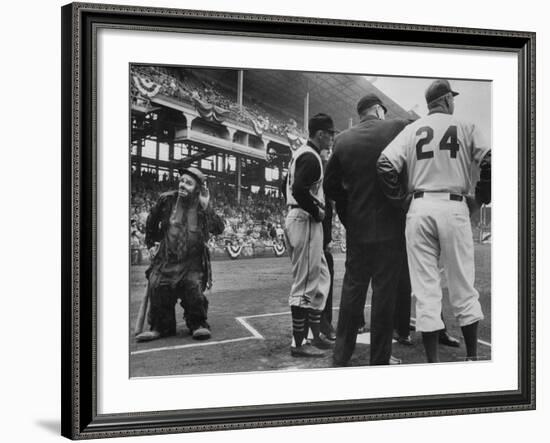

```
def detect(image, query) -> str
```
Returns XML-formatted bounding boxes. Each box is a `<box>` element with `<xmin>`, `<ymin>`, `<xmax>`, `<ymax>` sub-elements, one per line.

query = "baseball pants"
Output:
<box><xmin>285</xmin><ymin>208</ymin><xmax>330</xmax><ymax>310</ymax></box>
<box><xmin>405</xmin><ymin>196</ymin><xmax>484</xmax><ymax>332</ymax></box>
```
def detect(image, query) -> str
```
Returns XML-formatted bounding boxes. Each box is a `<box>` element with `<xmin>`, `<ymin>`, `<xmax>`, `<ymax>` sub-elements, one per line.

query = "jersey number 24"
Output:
<box><xmin>416</xmin><ymin>125</ymin><xmax>459</xmax><ymax>160</ymax></box>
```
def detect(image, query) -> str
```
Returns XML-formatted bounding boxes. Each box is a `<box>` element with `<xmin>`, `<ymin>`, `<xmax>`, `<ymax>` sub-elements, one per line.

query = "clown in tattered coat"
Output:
<box><xmin>136</xmin><ymin>167</ymin><xmax>225</xmax><ymax>342</ymax></box>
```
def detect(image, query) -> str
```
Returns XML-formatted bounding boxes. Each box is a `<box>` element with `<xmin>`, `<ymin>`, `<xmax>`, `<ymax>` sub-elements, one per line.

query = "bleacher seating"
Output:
<box><xmin>131</xmin><ymin>66</ymin><xmax>307</xmax><ymax>140</ymax></box>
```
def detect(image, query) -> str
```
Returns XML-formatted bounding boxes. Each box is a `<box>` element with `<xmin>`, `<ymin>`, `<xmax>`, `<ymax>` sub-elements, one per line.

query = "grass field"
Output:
<box><xmin>129</xmin><ymin>244</ymin><xmax>491</xmax><ymax>377</ymax></box>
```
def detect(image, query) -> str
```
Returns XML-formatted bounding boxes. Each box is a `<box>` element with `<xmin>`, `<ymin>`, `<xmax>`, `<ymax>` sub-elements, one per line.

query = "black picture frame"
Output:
<box><xmin>61</xmin><ymin>2</ymin><xmax>536</xmax><ymax>439</ymax></box>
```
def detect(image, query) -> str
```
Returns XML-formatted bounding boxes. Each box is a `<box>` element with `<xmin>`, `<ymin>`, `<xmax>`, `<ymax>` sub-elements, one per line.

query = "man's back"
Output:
<box><xmin>324</xmin><ymin>116</ymin><xmax>408</xmax><ymax>244</ymax></box>
<box><xmin>382</xmin><ymin>112</ymin><xmax>490</xmax><ymax>194</ymax></box>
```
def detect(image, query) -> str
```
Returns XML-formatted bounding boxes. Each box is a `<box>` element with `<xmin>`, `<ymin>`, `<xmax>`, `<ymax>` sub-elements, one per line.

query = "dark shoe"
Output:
<box><xmin>192</xmin><ymin>327</ymin><xmax>211</xmax><ymax>340</ymax></box>
<box><xmin>291</xmin><ymin>343</ymin><xmax>325</xmax><ymax>358</ymax></box>
<box><xmin>311</xmin><ymin>335</ymin><xmax>334</xmax><ymax>349</ymax></box>
<box><xmin>397</xmin><ymin>335</ymin><xmax>414</xmax><ymax>346</ymax></box>
<box><xmin>439</xmin><ymin>332</ymin><xmax>460</xmax><ymax>347</ymax></box>
<box><xmin>136</xmin><ymin>330</ymin><xmax>161</xmax><ymax>342</ymax></box>
<box><xmin>321</xmin><ymin>325</ymin><xmax>337</xmax><ymax>341</ymax></box>
<box><xmin>393</xmin><ymin>330</ymin><xmax>413</xmax><ymax>346</ymax></box>
<box><xmin>389</xmin><ymin>355</ymin><xmax>402</xmax><ymax>365</ymax></box>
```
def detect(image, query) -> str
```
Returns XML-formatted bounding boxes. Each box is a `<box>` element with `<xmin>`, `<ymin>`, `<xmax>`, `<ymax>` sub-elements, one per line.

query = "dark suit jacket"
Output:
<box><xmin>324</xmin><ymin>115</ymin><xmax>408</xmax><ymax>245</ymax></box>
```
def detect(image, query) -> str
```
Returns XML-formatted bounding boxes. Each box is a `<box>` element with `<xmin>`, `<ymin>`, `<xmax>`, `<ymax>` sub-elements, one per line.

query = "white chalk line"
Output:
<box><xmin>131</xmin><ymin>336</ymin><xmax>254</xmax><ymax>356</ymax></box>
<box><xmin>131</xmin><ymin>312</ymin><xmax>284</xmax><ymax>356</ymax></box>
<box><xmin>235</xmin><ymin>315</ymin><xmax>265</xmax><ymax>339</ymax></box>
<box><xmin>132</xmin><ymin>306</ymin><xmax>491</xmax><ymax>356</ymax></box>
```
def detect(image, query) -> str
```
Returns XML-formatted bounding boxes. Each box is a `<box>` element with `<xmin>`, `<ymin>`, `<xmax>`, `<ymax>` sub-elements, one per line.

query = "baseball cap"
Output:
<box><xmin>357</xmin><ymin>93</ymin><xmax>387</xmax><ymax>115</ymax></box>
<box><xmin>425</xmin><ymin>79</ymin><xmax>459</xmax><ymax>104</ymax></box>
<box><xmin>178</xmin><ymin>166</ymin><xmax>205</xmax><ymax>186</ymax></box>
<box><xmin>308</xmin><ymin>113</ymin><xmax>337</xmax><ymax>136</ymax></box>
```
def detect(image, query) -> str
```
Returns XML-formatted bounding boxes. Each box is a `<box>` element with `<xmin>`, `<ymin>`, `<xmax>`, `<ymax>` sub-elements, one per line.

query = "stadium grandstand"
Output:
<box><xmin>129</xmin><ymin>65</ymin><xmax>426</xmax><ymax>262</ymax></box>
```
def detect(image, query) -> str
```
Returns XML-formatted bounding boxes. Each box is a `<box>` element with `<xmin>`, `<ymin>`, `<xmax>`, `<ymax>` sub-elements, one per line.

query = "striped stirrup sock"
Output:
<box><xmin>308</xmin><ymin>309</ymin><xmax>322</xmax><ymax>339</ymax></box>
<box><xmin>291</xmin><ymin>306</ymin><xmax>307</xmax><ymax>347</ymax></box>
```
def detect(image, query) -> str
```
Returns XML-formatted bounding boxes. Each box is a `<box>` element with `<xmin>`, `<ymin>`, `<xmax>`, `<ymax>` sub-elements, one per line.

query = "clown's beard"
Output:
<box><xmin>173</xmin><ymin>191</ymin><xmax>199</xmax><ymax>220</ymax></box>
<box><xmin>177</xmin><ymin>189</ymin><xmax>199</xmax><ymax>205</ymax></box>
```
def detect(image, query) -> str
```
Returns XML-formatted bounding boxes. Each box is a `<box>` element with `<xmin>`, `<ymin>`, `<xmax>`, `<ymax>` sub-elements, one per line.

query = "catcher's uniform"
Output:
<box><xmin>285</xmin><ymin>143</ymin><xmax>330</xmax><ymax>310</ymax></box>
<box><xmin>379</xmin><ymin>111</ymin><xmax>490</xmax><ymax>332</ymax></box>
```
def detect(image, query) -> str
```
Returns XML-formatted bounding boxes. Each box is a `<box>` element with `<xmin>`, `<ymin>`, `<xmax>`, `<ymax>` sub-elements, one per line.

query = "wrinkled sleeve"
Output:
<box><xmin>470</xmin><ymin>123</ymin><xmax>491</xmax><ymax>166</ymax></box>
<box><xmin>292</xmin><ymin>153</ymin><xmax>322</xmax><ymax>218</ymax></box>
<box><xmin>376</xmin><ymin>154</ymin><xmax>408</xmax><ymax>208</ymax></box>
<box><xmin>205</xmin><ymin>207</ymin><xmax>225</xmax><ymax>235</ymax></box>
<box><xmin>145</xmin><ymin>196</ymin><xmax>164</xmax><ymax>249</ymax></box>
<box><xmin>475</xmin><ymin>150</ymin><xmax>491</xmax><ymax>205</ymax></box>
<box><xmin>380</xmin><ymin>127</ymin><xmax>408</xmax><ymax>173</ymax></box>
<box><xmin>323</xmin><ymin>149</ymin><xmax>347</xmax><ymax>227</ymax></box>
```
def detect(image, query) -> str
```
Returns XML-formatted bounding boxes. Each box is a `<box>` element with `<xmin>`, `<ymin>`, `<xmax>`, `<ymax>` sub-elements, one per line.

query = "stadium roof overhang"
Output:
<box><xmin>186</xmin><ymin>68</ymin><xmax>418</xmax><ymax>131</ymax></box>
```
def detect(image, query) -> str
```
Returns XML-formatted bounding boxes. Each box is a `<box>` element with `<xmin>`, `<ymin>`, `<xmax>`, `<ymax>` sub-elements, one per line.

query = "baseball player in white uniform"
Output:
<box><xmin>283</xmin><ymin>113</ymin><xmax>334</xmax><ymax>357</ymax></box>
<box><xmin>376</xmin><ymin>79</ymin><xmax>491</xmax><ymax>362</ymax></box>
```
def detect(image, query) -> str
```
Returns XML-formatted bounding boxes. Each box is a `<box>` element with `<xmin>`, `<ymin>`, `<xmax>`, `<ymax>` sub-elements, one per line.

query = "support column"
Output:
<box><xmin>348</xmin><ymin>117</ymin><xmax>354</xmax><ymax>129</ymax></box>
<box><xmin>236</xmin><ymin>155</ymin><xmax>242</xmax><ymax>204</ymax></box>
<box><xmin>168</xmin><ymin>141</ymin><xmax>174</xmax><ymax>180</ymax></box>
<box><xmin>278</xmin><ymin>165</ymin><xmax>283</xmax><ymax>198</ymax></box>
<box><xmin>136</xmin><ymin>137</ymin><xmax>143</xmax><ymax>172</ymax></box>
<box><xmin>237</xmin><ymin>70</ymin><xmax>244</xmax><ymax>111</ymax></box>
<box><xmin>227</xmin><ymin>127</ymin><xmax>237</xmax><ymax>143</ymax></box>
<box><xmin>304</xmin><ymin>92</ymin><xmax>310</xmax><ymax>132</ymax></box>
<box><xmin>155</xmin><ymin>139</ymin><xmax>160</xmax><ymax>179</ymax></box>
<box><xmin>259</xmin><ymin>162</ymin><xmax>266</xmax><ymax>196</ymax></box>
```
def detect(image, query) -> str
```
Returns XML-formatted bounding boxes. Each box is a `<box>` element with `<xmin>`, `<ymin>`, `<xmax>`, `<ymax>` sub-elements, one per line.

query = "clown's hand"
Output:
<box><xmin>149</xmin><ymin>242</ymin><xmax>160</xmax><ymax>259</ymax></box>
<box><xmin>199</xmin><ymin>183</ymin><xmax>210</xmax><ymax>209</ymax></box>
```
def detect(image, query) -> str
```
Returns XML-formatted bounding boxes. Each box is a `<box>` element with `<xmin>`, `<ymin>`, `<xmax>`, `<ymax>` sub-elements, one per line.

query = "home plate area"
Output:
<box><xmin>130</xmin><ymin>249</ymin><xmax>491</xmax><ymax>378</ymax></box>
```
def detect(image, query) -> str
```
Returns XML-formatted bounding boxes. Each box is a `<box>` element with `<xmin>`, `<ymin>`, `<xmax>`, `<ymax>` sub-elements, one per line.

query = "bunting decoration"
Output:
<box><xmin>286</xmin><ymin>131</ymin><xmax>305</xmax><ymax>151</ymax></box>
<box><xmin>251</xmin><ymin>116</ymin><xmax>270</xmax><ymax>136</ymax></box>
<box><xmin>273</xmin><ymin>242</ymin><xmax>286</xmax><ymax>257</ymax></box>
<box><xmin>192</xmin><ymin>97</ymin><xmax>230</xmax><ymax>122</ymax></box>
<box><xmin>226</xmin><ymin>243</ymin><xmax>242</xmax><ymax>259</ymax></box>
<box><xmin>133</xmin><ymin>75</ymin><xmax>161</xmax><ymax>98</ymax></box>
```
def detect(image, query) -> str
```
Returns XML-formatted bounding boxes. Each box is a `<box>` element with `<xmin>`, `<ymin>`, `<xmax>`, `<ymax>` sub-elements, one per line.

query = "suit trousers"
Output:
<box><xmin>394</xmin><ymin>253</ymin><xmax>412</xmax><ymax>338</ymax></box>
<box><xmin>334</xmin><ymin>240</ymin><xmax>404</xmax><ymax>365</ymax></box>
<box><xmin>320</xmin><ymin>249</ymin><xmax>335</xmax><ymax>333</ymax></box>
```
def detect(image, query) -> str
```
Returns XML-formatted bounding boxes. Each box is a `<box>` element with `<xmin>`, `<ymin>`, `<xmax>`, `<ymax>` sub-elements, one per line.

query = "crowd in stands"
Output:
<box><xmin>130</xmin><ymin>169</ymin><xmax>346</xmax><ymax>261</ymax></box>
<box><xmin>131</xmin><ymin>65</ymin><xmax>307</xmax><ymax>140</ymax></box>
<box><xmin>130</xmin><ymin>164</ymin><xmax>483</xmax><ymax>264</ymax></box>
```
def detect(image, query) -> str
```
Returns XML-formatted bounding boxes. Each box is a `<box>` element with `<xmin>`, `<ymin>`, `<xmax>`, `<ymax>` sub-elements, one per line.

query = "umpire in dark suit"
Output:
<box><xmin>324</xmin><ymin>93</ymin><xmax>409</xmax><ymax>366</ymax></box>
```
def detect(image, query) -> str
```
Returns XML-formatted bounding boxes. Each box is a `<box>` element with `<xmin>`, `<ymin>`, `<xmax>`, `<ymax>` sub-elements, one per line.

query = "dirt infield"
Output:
<box><xmin>130</xmin><ymin>244</ymin><xmax>491</xmax><ymax>377</ymax></box>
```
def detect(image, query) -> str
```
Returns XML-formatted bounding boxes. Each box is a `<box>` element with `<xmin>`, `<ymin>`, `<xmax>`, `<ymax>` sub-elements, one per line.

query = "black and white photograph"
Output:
<box><xmin>57</xmin><ymin>2</ymin><xmax>536</xmax><ymax>439</ymax></box>
<box><xmin>129</xmin><ymin>65</ymin><xmax>492</xmax><ymax>378</ymax></box>
<box><xmin>1</xmin><ymin>0</ymin><xmax>546</xmax><ymax>441</ymax></box>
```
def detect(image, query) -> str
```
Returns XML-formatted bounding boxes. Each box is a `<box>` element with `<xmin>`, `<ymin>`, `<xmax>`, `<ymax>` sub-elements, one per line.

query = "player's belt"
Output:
<box><xmin>288</xmin><ymin>204</ymin><xmax>301</xmax><ymax>209</ymax></box>
<box><xmin>413</xmin><ymin>191</ymin><xmax>464</xmax><ymax>202</ymax></box>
